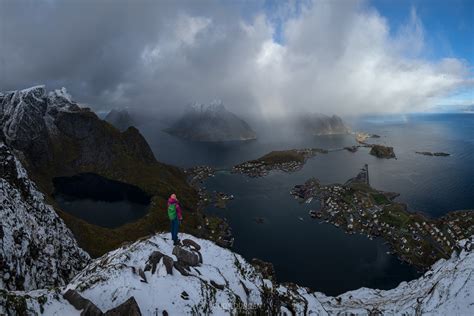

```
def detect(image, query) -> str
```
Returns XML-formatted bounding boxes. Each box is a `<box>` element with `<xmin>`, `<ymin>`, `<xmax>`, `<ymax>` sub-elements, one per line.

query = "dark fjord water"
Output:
<box><xmin>53</xmin><ymin>173</ymin><xmax>151</xmax><ymax>228</ymax></box>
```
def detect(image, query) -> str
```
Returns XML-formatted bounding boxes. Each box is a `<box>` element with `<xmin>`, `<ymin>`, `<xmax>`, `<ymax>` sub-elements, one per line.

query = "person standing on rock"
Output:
<box><xmin>168</xmin><ymin>193</ymin><xmax>183</xmax><ymax>245</ymax></box>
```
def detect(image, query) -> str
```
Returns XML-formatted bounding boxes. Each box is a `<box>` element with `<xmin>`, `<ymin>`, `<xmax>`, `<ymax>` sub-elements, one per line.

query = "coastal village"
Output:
<box><xmin>290</xmin><ymin>164</ymin><xmax>474</xmax><ymax>268</ymax></box>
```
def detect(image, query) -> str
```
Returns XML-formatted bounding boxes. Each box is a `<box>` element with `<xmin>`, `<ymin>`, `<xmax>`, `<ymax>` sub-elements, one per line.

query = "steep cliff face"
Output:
<box><xmin>0</xmin><ymin>143</ymin><xmax>90</xmax><ymax>291</ymax></box>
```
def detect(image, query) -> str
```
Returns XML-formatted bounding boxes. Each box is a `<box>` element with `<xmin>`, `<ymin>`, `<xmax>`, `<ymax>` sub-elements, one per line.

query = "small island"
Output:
<box><xmin>232</xmin><ymin>148</ymin><xmax>328</xmax><ymax>177</ymax></box>
<box><xmin>369</xmin><ymin>144</ymin><xmax>396</xmax><ymax>159</ymax></box>
<box><xmin>416</xmin><ymin>151</ymin><xmax>450</xmax><ymax>157</ymax></box>
<box><xmin>291</xmin><ymin>165</ymin><xmax>474</xmax><ymax>269</ymax></box>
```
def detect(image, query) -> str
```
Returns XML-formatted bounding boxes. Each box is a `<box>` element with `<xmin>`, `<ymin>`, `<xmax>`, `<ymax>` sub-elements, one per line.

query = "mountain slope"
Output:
<box><xmin>0</xmin><ymin>142</ymin><xmax>89</xmax><ymax>291</ymax></box>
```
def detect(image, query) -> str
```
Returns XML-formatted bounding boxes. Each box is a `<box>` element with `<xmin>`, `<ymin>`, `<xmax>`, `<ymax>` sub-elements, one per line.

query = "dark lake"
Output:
<box><xmin>53</xmin><ymin>173</ymin><xmax>151</xmax><ymax>228</ymax></box>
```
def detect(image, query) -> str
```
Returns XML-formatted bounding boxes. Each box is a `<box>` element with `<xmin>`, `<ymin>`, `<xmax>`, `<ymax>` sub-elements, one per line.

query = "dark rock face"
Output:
<box><xmin>172</xmin><ymin>245</ymin><xmax>200</xmax><ymax>267</ymax></box>
<box><xmin>54</xmin><ymin>111</ymin><xmax>155</xmax><ymax>169</ymax></box>
<box><xmin>63</xmin><ymin>289</ymin><xmax>103</xmax><ymax>316</ymax></box>
<box><xmin>165</xmin><ymin>101</ymin><xmax>257</xmax><ymax>142</ymax></box>
<box><xmin>297</xmin><ymin>114</ymin><xmax>350</xmax><ymax>136</ymax></box>
<box><xmin>182</xmin><ymin>239</ymin><xmax>201</xmax><ymax>251</ymax></box>
<box><xmin>104</xmin><ymin>109</ymin><xmax>135</xmax><ymax>132</ymax></box>
<box><xmin>0</xmin><ymin>85</ymin><xmax>156</xmax><ymax>173</ymax></box>
<box><xmin>0</xmin><ymin>86</ymin><xmax>52</xmax><ymax>166</ymax></box>
<box><xmin>370</xmin><ymin>144</ymin><xmax>396</xmax><ymax>159</ymax></box>
<box><xmin>64</xmin><ymin>290</ymin><xmax>142</xmax><ymax>316</ymax></box>
<box><xmin>104</xmin><ymin>297</ymin><xmax>142</xmax><ymax>316</ymax></box>
<box><xmin>145</xmin><ymin>251</ymin><xmax>174</xmax><ymax>275</ymax></box>
<box><xmin>251</xmin><ymin>258</ymin><xmax>276</xmax><ymax>281</ymax></box>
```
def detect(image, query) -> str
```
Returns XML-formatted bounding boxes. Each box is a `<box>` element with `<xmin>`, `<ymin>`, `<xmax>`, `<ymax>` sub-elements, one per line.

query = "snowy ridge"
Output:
<box><xmin>1</xmin><ymin>231</ymin><xmax>472</xmax><ymax>315</ymax></box>
<box><xmin>0</xmin><ymin>143</ymin><xmax>90</xmax><ymax>291</ymax></box>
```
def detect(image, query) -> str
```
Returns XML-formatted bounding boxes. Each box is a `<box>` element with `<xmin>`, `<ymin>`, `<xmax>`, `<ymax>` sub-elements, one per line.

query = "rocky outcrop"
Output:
<box><xmin>104</xmin><ymin>109</ymin><xmax>135</xmax><ymax>132</ymax></box>
<box><xmin>0</xmin><ymin>86</ymin><xmax>51</xmax><ymax>166</ymax></box>
<box><xmin>172</xmin><ymin>245</ymin><xmax>200</xmax><ymax>266</ymax></box>
<box><xmin>63</xmin><ymin>289</ymin><xmax>103</xmax><ymax>316</ymax></box>
<box><xmin>104</xmin><ymin>297</ymin><xmax>141</xmax><ymax>316</ymax></box>
<box><xmin>0</xmin><ymin>143</ymin><xmax>89</xmax><ymax>291</ymax></box>
<box><xmin>370</xmin><ymin>144</ymin><xmax>396</xmax><ymax>159</ymax></box>
<box><xmin>164</xmin><ymin>101</ymin><xmax>257</xmax><ymax>142</ymax></box>
<box><xmin>2</xmin><ymin>233</ymin><xmax>472</xmax><ymax>315</ymax></box>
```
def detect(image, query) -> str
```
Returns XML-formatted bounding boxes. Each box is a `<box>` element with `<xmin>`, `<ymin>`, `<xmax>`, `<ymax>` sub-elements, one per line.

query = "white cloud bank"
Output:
<box><xmin>0</xmin><ymin>0</ymin><xmax>470</xmax><ymax>117</ymax></box>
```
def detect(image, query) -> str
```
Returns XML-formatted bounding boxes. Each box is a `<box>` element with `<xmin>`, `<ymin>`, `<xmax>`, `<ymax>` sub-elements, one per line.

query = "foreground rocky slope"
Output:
<box><xmin>0</xmin><ymin>143</ymin><xmax>89</xmax><ymax>291</ymax></box>
<box><xmin>1</xmin><ymin>231</ymin><xmax>472</xmax><ymax>315</ymax></box>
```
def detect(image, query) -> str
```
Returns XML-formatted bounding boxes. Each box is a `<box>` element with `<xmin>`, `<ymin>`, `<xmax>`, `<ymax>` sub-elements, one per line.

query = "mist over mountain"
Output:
<box><xmin>0</xmin><ymin>1</ymin><xmax>470</xmax><ymax>118</ymax></box>
<box><xmin>104</xmin><ymin>109</ymin><xmax>135</xmax><ymax>131</ymax></box>
<box><xmin>164</xmin><ymin>101</ymin><xmax>257</xmax><ymax>142</ymax></box>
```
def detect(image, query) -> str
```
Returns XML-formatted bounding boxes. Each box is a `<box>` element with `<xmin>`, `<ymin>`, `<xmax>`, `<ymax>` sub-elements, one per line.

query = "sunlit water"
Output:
<box><xmin>139</xmin><ymin>113</ymin><xmax>473</xmax><ymax>295</ymax></box>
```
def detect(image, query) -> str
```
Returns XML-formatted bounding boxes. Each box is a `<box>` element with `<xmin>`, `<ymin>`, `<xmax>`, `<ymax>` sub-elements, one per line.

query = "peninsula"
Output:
<box><xmin>291</xmin><ymin>165</ymin><xmax>474</xmax><ymax>269</ymax></box>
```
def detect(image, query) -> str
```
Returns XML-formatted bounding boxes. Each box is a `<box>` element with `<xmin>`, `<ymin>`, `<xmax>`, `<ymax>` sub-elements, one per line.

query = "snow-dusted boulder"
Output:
<box><xmin>0</xmin><ymin>143</ymin><xmax>90</xmax><ymax>291</ymax></box>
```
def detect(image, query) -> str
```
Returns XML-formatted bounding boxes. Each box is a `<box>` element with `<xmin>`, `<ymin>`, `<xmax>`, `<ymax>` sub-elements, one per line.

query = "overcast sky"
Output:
<box><xmin>0</xmin><ymin>0</ymin><xmax>472</xmax><ymax>117</ymax></box>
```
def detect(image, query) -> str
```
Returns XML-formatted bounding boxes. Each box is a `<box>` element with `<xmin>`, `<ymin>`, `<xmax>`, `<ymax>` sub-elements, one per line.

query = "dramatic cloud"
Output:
<box><xmin>0</xmin><ymin>0</ymin><xmax>470</xmax><ymax>117</ymax></box>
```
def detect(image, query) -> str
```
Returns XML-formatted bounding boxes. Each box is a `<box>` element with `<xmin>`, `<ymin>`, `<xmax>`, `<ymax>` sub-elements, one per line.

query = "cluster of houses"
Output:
<box><xmin>292</xmin><ymin>167</ymin><xmax>473</xmax><ymax>268</ymax></box>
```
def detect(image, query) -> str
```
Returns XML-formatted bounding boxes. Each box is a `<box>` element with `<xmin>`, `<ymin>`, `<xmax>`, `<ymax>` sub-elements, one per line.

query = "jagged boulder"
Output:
<box><xmin>145</xmin><ymin>251</ymin><xmax>174</xmax><ymax>275</ymax></box>
<box><xmin>172</xmin><ymin>246</ymin><xmax>200</xmax><ymax>267</ymax></box>
<box><xmin>63</xmin><ymin>289</ymin><xmax>103</xmax><ymax>316</ymax></box>
<box><xmin>182</xmin><ymin>239</ymin><xmax>201</xmax><ymax>251</ymax></box>
<box><xmin>104</xmin><ymin>297</ymin><xmax>142</xmax><ymax>316</ymax></box>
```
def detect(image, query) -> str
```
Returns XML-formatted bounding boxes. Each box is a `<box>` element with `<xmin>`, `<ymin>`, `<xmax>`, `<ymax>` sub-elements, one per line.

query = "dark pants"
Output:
<box><xmin>170</xmin><ymin>218</ymin><xmax>179</xmax><ymax>242</ymax></box>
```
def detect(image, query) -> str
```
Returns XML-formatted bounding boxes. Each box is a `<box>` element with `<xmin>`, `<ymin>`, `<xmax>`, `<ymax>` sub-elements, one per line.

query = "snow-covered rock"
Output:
<box><xmin>1</xmin><ymin>232</ymin><xmax>472</xmax><ymax>315</ymax></box>
<box><xmin>0</xmin><ymin>142</ymin><xmax>90</xmax><ymax>291</ymax></box>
